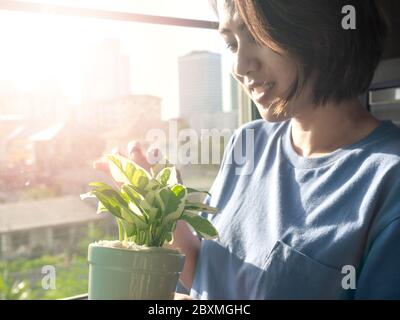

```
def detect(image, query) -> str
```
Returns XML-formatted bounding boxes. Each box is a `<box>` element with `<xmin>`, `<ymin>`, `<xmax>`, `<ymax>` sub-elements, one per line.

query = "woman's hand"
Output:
<box><xmin>93</xmin><ymin>141</ymin><xmax>183</xmax><ymax>183</ymax></box>
<box><xmin>174</xmin><ymin>292</ymin><xmax>193</xmax><ymax>300</ymax></box>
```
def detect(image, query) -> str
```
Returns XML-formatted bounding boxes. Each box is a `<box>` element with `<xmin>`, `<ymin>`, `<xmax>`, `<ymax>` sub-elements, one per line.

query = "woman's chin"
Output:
<box><xmin>257</xmin><ymin>103</ymin><xmax>290</xmax><ymax>123</ymax></box>
<box><xmin>261</xmin><ymin>113</ymin><xmax>287</xmax><ymax>123</ymax></box>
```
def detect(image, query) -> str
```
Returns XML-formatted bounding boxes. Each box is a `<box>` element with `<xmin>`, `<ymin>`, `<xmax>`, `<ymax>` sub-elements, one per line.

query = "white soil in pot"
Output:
<box><xmin>91</xmin><ymin>240</ymin><xmax>180</xmax><ymax>253</ymax></box>
<box><xmin>92</xmin><ymin>240</ymin><xmax>152</xmax><ymax>250</ymax></box>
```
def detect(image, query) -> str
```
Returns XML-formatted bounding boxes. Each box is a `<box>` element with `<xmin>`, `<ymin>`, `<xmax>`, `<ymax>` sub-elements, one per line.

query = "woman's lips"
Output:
<box><xmin>251</xmin><ymin>82</ymin><xmax>275</xmax><ymax>103</ymax></box>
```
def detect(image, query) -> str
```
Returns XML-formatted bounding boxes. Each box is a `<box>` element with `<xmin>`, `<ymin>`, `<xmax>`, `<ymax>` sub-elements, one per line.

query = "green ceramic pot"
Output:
<box><xmin>88</xmin><ymin>243</ymin><xmax>185</xmax><ymax>300</ymax></box>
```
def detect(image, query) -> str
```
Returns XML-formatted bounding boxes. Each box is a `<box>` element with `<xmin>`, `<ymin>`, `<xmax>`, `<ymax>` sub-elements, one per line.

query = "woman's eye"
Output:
<box><xmin>225</xmin><ymin>42</ymin><xmax>237</xmax><ymax>52</ymax></box>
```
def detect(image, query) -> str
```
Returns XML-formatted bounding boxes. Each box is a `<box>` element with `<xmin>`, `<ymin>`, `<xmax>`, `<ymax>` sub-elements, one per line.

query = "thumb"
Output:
<box><xmin>127</xmin><ymin>141</ymin><xmax>151</xmax><ymax>171</ymax></box>
<box><xmin>93</xmin><ymin>146</ymin><xmax>121</xmax><ymax>172</ymax></box>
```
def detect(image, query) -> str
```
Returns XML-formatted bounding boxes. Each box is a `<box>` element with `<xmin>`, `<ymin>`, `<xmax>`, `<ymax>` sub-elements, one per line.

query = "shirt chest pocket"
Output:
<box><xmin>243</xmin><ymin>240</ymin><xmax>346</xmax><ymax>299</ymax></box>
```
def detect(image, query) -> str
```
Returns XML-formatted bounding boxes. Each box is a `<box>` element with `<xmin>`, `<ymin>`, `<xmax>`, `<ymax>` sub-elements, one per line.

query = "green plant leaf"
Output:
<box><xmin>159</xmin><ymin>188</ymin><xmax>175</xmax><ymax>213</ymax></box>
<box><xmin>187</xmin><ymin>188</ymin><xmax>211</xmax><ymax>197</ymax></box>
<box><xmin>121</xmin><ymin>184</ymin><xmax>144</xmax><ymax>204</ymax></box>
<box><xmin>120</xmin><ymin>207</ymin><xmax>134</xmax><ymax>223</ymax></box>
<box><xmin>127</xmin><ymin>201</ymin><xmax>145</xmax><ymax>217</ymax></box>
<box><xmin>81</xmin><ymin>183</ymin><xmax>122</xmax><ymax>215</ymax></box>
<box><xmin>121</xmin><ymin>207</ymin><xmax>148</xmax><ymax>230</ymax></box>
<box><xmin>91</xmin><ymin>191</ymin><xmax>122</xmax><ymax>219</ymax></box>
<box><xmin>88</xmin><ymin>181</ymin><xmax>116</xmax><ymax>191</ymax></box>
<box><xmin>154</xmin><ymin>189</ymin><xmax>166</xmax><ymax>213</ymax></box>
<box><xmin>119</xmin><ymin>218</ymin><xmax>136</xmax><ymax>238</ymax></box>
<box><xmin>96</xmin><ymin>201</ymin><xmax>108</xmax><ymax>215</ymax></box>
<box><xmin>161</xmin><ymin>185</ymin><xmax>187</xmax><ymax>225</ymax></box>
<box><xmin>79</xmin><ymin>191</ymin><xmax>95</xmax><ymax>200</ymax></box>
<box><xmin>150</xmin><ymin>157</ymin><xmax>173</xmax><ymax>177</ymax></box>
<box><xmin>180</xmin><ymin>211</ymin><xmax>218</xmax><ymax>240</ymax></box>
<box><xmin>156</xmin><ymin>167</ymin><xmax>178</xmax><ymax>186</ymax></box>
<box><xmin>107</xmin><ymin>154</ymin><xmax>151</xmax><ymax>188</ymax></box>
<box><xmin>86</xmin><ymin>182</ymin><xmax>128</xmax><ymax>213</ymax></box>
<box><xmin>80</xmin><ymin>182</ymin><xmax>115</xmax><ymax>200</ymax></box>
<box><xmin>184</xmin><ymin>202</ymin><xmax>218</xmax><ymax>214</ymax></box>
<box><xmin>144</xmin><ymin>178</ymin><xmax>161</xmax><ymax>192</ymax></box>
<box><xmin>141</xmin><ymin>191</ymin><xmax>159</xmax><ymax>222</ymax></box>
<box><xmin>94</xmin><ymin>188</ymin><xmax>128</xmax><ymax>208</ymax></box>
<box><xmin>120</xmin><ymin>185</ymin><xmax>149</xmax><ymax>224</ymax></box>
<box><xmin>84</xmin><ymin>158</ymin><xmax>218</xmax><ymax>245</ymax></box>
<box><xmin>171</xmin><ymin>184</ymin><xmax>187</xmax><ymax>200</ymax></box>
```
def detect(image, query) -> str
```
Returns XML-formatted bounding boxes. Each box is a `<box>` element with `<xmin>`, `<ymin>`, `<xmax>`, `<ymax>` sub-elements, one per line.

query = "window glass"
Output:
<box><xmin>0</xmin><ymin>6</ymin><xmax>239</xmax><ymax>299</ymax></box>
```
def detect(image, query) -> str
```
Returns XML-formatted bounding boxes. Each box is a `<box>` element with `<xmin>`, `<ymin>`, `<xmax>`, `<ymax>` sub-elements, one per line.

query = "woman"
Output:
<box><xmin>99</xmin><ymin>0</ymin><xmax>400</xmax><ymax>299</ymax></box>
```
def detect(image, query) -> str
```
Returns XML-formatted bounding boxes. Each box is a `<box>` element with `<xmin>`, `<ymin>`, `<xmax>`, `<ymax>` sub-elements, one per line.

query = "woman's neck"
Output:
<box><xmin>290</xmin><ymin>98</ymin><xmax>380</xmax><ymax>158</ymax></box>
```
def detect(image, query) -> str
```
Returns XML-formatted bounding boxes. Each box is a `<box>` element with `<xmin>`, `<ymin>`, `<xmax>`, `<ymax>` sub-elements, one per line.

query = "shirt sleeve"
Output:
<box><xmin>200</xmin><ymin>128</ymin><xmax>238</xmax><ymax>212</ymax></box>
<box><xmin>355</xmin><ymin>217</ymin><xmax>400</xmax><ymax>299</ymax></box>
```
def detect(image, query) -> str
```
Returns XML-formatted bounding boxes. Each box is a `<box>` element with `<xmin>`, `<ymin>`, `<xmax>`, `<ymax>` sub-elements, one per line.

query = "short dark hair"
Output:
<box><xmin>211</xmin><ymin>0</ymin><xmax>388</xmax><ymax>110</ymax></box>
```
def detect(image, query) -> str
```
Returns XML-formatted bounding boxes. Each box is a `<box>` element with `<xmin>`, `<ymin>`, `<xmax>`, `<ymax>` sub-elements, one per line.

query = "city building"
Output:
<box><xmin>178</xmin><ymin>51</ymin><xmax>223</xmax><ymax>124</ymax></box>
<box><xmin>81</xmin><ymin>38</ymin><xmax>131</xmax><ymax>104</ymax></box>
<box><xmin>101</xmin><ymin>94</ymin><xmax>167</xmax><ymax>151</ymax></box>
<box><xmin>0</xmin><ymin>196</ymin><xmax>115</xmax><ymax>260</ymax></box>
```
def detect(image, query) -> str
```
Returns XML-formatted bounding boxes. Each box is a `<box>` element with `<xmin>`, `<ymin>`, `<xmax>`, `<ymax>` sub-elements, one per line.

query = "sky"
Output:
<box><xmin>0</xmin><ymin>0</ymin><xmax>233</xmax><ymax>119</ymax></box>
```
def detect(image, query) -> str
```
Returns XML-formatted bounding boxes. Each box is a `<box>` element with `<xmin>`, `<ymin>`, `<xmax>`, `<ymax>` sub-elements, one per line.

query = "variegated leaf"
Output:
<box><xmin>181</xmin><ymin>211</ymin><xmax>218</xmax><ymax>240</ymax></box>
<box><xmin>184</xmin><ymin>202</ymin><xmax>218</xmax><ymax>214</ymax></box>
<box><xmin>107</xmin><ymin>154</ymin><xmax>151</xmax><ymax>187</ymax></box>
<box><xmin>156</xmin><ymin>166</ymin><xmax>178</xmax><ymax>186</ymax></box>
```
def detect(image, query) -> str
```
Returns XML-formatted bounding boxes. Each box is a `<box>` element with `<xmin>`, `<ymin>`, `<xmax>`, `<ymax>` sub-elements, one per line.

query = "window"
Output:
<box><xmin>0</xmin><ymin>1</ymin><xmax>245</xmax><ymax>299</ymax></box>
<box><xmin>11</xmin><ymin>232</ymin><xmax>29</xmax><ymax>256</ymax></box>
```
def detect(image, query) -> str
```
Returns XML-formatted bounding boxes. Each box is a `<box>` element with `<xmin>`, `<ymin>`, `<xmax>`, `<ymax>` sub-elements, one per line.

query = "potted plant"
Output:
<box><xmin>81</xmin><ymin>154</ymin><xmax>218</xmax><ymax>300</ymax></box>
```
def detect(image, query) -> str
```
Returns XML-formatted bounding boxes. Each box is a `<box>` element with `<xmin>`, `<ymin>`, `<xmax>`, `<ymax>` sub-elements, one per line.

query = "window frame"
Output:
<box><xmin>0</xmin><ymin>0</ymin><xmax>218</xmax><ymax>29</ymax></box>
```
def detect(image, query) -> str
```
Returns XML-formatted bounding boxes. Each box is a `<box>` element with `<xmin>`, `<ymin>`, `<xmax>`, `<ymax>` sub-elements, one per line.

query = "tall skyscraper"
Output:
<box><xmin>178</xmin><ymin>51</ymin><xmax>222</xmax><ymax>124</ymax></box>
<box><xmin>81</xmin><ymin>39</ymin><xmax>131</xmax><ymax>103</ymax></box>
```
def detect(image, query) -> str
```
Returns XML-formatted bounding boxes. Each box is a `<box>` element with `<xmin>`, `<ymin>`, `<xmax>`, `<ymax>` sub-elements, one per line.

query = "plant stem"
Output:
<box><xmin>117</xmin><ymin>219</ymin><xmax>124</xmax><ymax>241</ymax></box>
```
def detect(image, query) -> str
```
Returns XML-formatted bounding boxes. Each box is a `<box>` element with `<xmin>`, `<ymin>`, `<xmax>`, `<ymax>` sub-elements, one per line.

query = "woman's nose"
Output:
<box><xmin>232</xmin><ymin>47</ymin><xmax>261</xmax><ymax>78</ymax></box>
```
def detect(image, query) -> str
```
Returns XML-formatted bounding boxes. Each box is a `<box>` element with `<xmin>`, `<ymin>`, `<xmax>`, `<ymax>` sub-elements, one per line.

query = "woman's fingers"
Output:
<box><xmin>174</xmin><ymin>292</ymin><xmax>193</xmax><ymax>300</ymax></box>
<box><xmin>128</xmin><ymin>141</ymin><xmax>183</xmax><ymax>184</ymax></box>
<box><xmin>93</xmin><ymin>141</ymin><xmax>183</xmax><ymax>183</ymax></box>
<box><xmin>146</xmin><ymin>147</ymin><xmax>163</xmax><ymax>165</ymax></box>
<box><xmin>93</xmin><ymin>143</ymin><xmax>154</xmax><ymax>174</ymax></box>
<box><xmin>127</xmin><ymin>141</ymin><xmax>153</xmax><ymax>172</ymax></box>
<box><xmin>92</xmin><ymin>147</ymin><xmax>120</xmax><ymax>173</ymax></box>
<box><xmin>92</xmin><ymin>159</ymin><xmax>109</xmax><ymax>172</ymax></box>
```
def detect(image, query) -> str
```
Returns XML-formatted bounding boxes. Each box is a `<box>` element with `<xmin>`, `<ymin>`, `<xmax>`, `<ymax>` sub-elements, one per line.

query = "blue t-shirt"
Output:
<box><xmin>190</xmin><ymin>119</ymin><xmax>400</xmax><ymax>299</ymax></box>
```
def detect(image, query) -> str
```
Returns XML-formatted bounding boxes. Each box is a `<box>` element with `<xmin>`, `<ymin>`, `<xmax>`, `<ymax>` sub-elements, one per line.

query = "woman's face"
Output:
<box><xmin>217</xmin><ymin>1</ymin><xmax>313</xmax><ymax>122</ymax></box>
